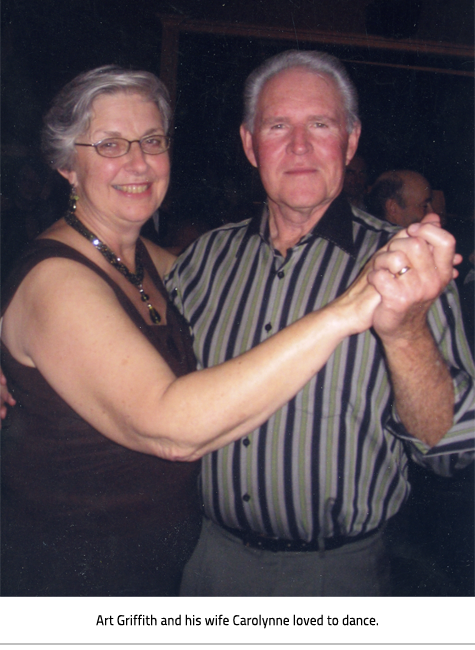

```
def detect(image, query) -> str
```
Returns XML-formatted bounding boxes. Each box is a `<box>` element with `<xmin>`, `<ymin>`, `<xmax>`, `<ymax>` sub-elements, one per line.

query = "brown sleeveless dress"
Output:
<box><xmin>1</xmin><ymin>239</ymin><xmax>202</xmax><ymax>596</ymax></box>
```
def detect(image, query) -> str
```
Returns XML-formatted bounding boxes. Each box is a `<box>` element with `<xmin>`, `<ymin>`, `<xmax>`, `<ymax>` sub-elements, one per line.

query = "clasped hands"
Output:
<box><xmin>0</xmin><ymin>215</ymin><xmax>461</xmax><ymax>425</ymax></box>
<box><xmin>367</xmin><ymin>213</ymin><xmax>460</xmax><ymax>340</ymax></box>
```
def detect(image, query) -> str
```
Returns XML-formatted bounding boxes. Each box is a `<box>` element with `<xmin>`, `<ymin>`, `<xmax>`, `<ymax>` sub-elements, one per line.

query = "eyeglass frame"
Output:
<box><xmin>74</xmin><ymin>134</ymin><xmax>171</xmax><ymax>158</ymax></box>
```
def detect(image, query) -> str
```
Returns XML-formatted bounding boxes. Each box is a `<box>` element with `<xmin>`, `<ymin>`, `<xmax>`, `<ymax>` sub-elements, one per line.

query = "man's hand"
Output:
<box><xmin>0</xmin><ymin>370</ymin><xmax>16</xmax><ymax>424</ymax></box>
<box><xmin>367</xmin><ymin>214</ymin><xmax>459</xmax><ymax>341</ymax></box>
<box><xmin>366</xmin><ymin>215</ymin><xmax>459</xmax><ymax>446</ymax></box>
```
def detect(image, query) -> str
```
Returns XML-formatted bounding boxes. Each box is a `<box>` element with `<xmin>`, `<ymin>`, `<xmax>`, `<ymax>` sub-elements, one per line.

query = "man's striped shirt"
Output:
<box><xmin>166</xmin><ymin>196</ymin><xmax>475</xmax><ymax>541</ymax></box>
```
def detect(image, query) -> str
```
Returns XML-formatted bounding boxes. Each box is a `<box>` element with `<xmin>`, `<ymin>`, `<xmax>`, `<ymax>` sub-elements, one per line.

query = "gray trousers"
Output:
<box><xmin>180</xmin><ymin>517</ymin><xmax>391</xmax><ymax>597</ymax></box>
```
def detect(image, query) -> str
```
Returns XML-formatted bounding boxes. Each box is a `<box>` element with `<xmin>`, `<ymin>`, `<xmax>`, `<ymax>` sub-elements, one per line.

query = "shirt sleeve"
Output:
<box><xmin>385</xmin><ymin>280</ymin><xmax>475</xmax><ymax>473</ymax></box>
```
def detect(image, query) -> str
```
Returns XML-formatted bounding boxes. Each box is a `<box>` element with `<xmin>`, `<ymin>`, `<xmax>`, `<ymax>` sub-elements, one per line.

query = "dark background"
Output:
<box><xmin>1</xmin><ymin>0</ymin><xmax>474</xmax><ymax>596</ymax></box>
<box><xmin>2</xmin><ymin>0</ymin><xmax>474</xmax><ymax>221</ymax></box>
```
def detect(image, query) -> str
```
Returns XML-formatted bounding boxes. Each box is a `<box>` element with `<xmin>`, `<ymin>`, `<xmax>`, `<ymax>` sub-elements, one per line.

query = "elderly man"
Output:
<box><xmin>367</xmin><ymin>169</ymin><xmax>434</xmax><ymax>228</ymax></box>
<box><xmin>166</xmin><ymin>50</ymin><xmax>474</xmax><ymax>596</ymax></box>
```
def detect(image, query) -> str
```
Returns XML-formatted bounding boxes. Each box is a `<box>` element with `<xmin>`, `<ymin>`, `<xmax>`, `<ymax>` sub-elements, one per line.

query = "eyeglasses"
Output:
<box><xmin>74</xmin><ymin>134</ymin><xmax>171</xmax><ymax>158</ymax></box>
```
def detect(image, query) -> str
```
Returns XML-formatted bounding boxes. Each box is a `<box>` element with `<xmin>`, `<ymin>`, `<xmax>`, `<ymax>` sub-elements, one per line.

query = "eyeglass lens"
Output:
<box><xmin>95</xmin><ymin>136</ymin><xmax>169</xmax><ymax>157</ymax></box>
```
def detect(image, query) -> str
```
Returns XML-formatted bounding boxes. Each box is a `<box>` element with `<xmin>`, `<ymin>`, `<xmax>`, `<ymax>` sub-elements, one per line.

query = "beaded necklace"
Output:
<box><xmin>64</xmin><ymin>210</ymin><xmax>161</xmax><ymax>324</ymax></box>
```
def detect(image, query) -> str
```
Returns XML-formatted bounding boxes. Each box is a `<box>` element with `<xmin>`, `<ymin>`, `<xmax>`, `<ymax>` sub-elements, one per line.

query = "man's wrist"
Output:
<box><xmin>377</xmin><ymin>320</ymin><xmax>432</xmax><ymax>351</ymax></box>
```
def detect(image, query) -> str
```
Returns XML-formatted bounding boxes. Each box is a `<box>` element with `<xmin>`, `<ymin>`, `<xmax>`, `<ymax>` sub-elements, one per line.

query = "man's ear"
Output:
<box><xmin>240</xmin><ymin>124</ymin><xmax>258</xmax><ymax>169</ymax></box>
<box><xmin>345</xmin><ymin>122</ymin><xmax>361</xmax><ymax>166</ymax></box>
<box><xmin>385</xmin><ymin>198</ymin><xmax>400</xmax><ymax>220</ymax></box>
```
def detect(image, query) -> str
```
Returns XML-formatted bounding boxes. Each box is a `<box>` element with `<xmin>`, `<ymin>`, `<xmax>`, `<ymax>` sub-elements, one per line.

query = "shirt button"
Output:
<box><xmin>277</xmin><ymin>271</ymin><xmax>285</xmax><ymax>279</ymax></box>
<box><xmin>265</xmin><ymin>323</ymin><xmax>272</xmax><ymax>332</ymax></box>
<box><xmin>243</xmin><ymin>437</ymin><xmax>251</xmax><ymax>447</ymax></box>
<box><xmin>242</xmin><ymin>494</ymin><xmax>251</xmax><ymax>502</ymax></box>
<box><xmin>171</xmin><ymin>287</ymin><xmax>178</xmax><ymax>298</ymax></box>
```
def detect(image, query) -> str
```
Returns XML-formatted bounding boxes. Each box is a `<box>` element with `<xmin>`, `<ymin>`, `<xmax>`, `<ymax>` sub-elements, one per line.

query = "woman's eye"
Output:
<box><xmin>101</xmin><ymin>141</ymin><xmax>119</xmax><ymax>149</ymax></box>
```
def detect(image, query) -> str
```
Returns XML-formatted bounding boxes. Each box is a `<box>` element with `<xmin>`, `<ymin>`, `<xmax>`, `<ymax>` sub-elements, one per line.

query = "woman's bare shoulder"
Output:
<box><xmin>140</xmin><ymin>238</ymin><xmax>177</xmax><ymax>279</ymax></box>
<box><xmin>5</xmin><ymin>254</ymin><xmax>118</xmax><ymax>323</ymax></box>
<box><xmin>1</xmin><ymin>255</ymin><xmax>117</xmax><ymax>366</ymax></box>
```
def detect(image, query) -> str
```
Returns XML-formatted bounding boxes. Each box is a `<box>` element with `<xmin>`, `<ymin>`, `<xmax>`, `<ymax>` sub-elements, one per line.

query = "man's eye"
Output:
<box><xmin>313</xmin><ymin>122</ymin><xmax>327</xmax><ymax>128</ymax></box>
<box><xmin>270</xmin><ymin>124</ymin><xmax>285</xmax><ymax>130</ymax></box>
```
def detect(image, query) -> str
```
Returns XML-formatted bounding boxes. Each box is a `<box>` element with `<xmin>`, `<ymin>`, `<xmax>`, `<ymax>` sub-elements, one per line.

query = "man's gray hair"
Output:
<box><xmin>242</xmin><ymin>50</ymin><xmax>360</xmax><ymax>134</ymax></box>
<box><xmin>42</xmin><ymin>65</ymin><xmax>172</xmax><ymax>171</ymax></box>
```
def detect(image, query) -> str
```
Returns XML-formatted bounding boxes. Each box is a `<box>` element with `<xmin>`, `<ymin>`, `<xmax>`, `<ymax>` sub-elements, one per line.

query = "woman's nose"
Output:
<box><xmin>124</xmin><ymin>141</ymin><xmax>149</xmax><ymax>170</ymax></box>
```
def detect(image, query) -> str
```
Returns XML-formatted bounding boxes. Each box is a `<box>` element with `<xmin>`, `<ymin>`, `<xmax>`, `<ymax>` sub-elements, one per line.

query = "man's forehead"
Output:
<box><xmin>266</xmin><ymin>67</ymin><xmax>335</xmax><ymax>90</ymax></box>
<box><xmin>260</xmin><ymin>112</ymin><xmax>340</xmax><ymax>125</ymax></box>
<box><xmin>256</xmin><ymin>68</ymin><xmax>344</xmax><ymax>115</ymax></box>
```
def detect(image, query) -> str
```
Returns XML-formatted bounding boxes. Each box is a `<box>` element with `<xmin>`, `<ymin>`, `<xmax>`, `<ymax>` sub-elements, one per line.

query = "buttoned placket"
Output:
<box><xmin>240</xmin><ymin>237</ymin><xmax>311</xmax><ymax>511</ymax></box>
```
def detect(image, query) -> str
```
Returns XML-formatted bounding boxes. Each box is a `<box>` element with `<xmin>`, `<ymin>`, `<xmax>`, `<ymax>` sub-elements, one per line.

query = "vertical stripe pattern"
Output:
<box><xmin>166</xmin><ymin>205</ymin><xmax>475</xmax><ymax>541</ymax></box>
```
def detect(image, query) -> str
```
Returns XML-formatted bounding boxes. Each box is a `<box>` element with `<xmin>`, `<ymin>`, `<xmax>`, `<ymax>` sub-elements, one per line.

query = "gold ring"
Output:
<box><xmin>396</xmin><ymin>266</ymin><xmax>411</xmax><ymax>277</ymax></box>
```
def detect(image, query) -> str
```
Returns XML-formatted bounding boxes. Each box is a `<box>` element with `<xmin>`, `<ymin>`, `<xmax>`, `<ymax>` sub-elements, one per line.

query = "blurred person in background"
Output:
<box><xmin>367</xmin><ymin>169</ymin><xmax>434</xmax><ymax>228</ymax></box>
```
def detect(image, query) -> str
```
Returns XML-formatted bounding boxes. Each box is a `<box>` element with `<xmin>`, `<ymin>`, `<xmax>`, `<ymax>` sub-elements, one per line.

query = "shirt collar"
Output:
<box><xmin>309</xmin><ymin>193</ymin><xmax>357</xmax><ymax>258</ymax></box>
<box><xmin>244</xmin><ymin>193</ymin><xmax>357</xmax><ymax>259</ymax></box>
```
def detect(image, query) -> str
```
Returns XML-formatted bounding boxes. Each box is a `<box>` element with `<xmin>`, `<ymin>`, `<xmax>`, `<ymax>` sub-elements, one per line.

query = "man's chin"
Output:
<box><xmin>277</xmin><ymin>192</ymin><xmax>335</xmax><ymax>214</ymax></box>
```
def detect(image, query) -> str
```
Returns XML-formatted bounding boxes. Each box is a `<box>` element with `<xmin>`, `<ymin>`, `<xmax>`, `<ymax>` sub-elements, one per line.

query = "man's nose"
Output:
<box><xmin>287</xmin><ymin>125</ymin><xmax>312</xmax><ymax>155</ymax></box>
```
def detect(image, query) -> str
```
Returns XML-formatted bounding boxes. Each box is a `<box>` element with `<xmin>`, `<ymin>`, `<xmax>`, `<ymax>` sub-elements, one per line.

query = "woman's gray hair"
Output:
<box><xmin>242</xmin><ymin>50</ymin><xmax>360</xmax><ymax>134</ymax></box>
<box><xmin>42</xmin><ymin>65</ymin><xmax>172</xmax><ymax>171</ymax></box>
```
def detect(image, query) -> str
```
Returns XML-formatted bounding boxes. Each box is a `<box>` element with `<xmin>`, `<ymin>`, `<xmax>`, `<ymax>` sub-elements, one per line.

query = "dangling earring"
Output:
<box><xmin>69</xmin><ymin>186</ymin><xmax>79</xmax><ymax>212</ymax></box>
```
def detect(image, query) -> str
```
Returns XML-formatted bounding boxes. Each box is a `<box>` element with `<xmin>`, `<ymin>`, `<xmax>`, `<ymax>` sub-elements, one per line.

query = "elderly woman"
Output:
<box><xmin>1</xmin><ymin>66</ymin><xmax>385</xmax><ymax>596</ymax></box>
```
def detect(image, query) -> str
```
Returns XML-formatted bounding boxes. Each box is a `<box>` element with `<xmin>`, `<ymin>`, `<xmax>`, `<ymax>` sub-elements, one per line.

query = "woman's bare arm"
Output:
<box><xmin>1</xmin><ymin>255</ymin><xmax>379</xmax><ymax>461</ymax></box>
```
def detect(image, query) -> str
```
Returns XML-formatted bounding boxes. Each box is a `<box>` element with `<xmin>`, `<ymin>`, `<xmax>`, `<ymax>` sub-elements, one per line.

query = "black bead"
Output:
<box><xmin>148</xmin><ymin>305</ymin><xmax>161</xmax><ymax>324</ymax></box>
